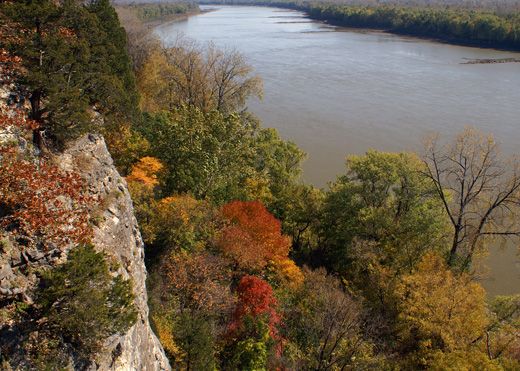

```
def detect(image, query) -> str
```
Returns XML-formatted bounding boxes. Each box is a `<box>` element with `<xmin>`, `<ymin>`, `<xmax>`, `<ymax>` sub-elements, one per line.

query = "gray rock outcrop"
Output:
<box><xmin>59</xmin><ymin>134</ymin><xmax>170</xmax><ymax>371</ymax></box>
<box><xmin>0</xmin><ymin>131</ymin><xmax>170</xmax><ymax>370</ymax></box>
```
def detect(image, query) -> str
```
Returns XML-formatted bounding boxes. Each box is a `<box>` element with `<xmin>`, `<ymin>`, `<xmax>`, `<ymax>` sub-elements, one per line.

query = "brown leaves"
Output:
<box><xmin>0</xmin><ymin>151</ymin><xmax>93</xmax><ymax>249</ymax></box>
<box><xmin>0</xmin><ymin>110</ymin><xmax>39</xmax><ymax>131</ymax></box>
<box><xmin>0</xmin><ymin>48</ymin><xmax>23</xmax><ymax>83</ymax></box>
<box><xmin>0</xmin><ymin>111</ymin><xmax>92</xmax><ymax>250</ymax></box>
<box><xmin>161</xmin><ymin>251</ymin><xmax>234</xmax><ymax>315</ymax></box>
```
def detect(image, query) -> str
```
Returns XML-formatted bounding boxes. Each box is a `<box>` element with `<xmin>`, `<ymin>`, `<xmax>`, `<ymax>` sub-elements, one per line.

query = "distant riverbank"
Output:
<box><xmin>200</xmin><ymin>1</ymin><xmax>520</xmax><ymax>51</ymax></box>
<box><xmin>116</xmin><ymin>2</ymin><xmax>203</xmax><ymax>28</ymax></box>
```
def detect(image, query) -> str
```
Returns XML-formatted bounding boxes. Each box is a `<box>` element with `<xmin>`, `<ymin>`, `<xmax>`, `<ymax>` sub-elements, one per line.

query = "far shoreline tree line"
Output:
<box><xmin>199</xmin><ymin>0</ymin><xmax>520</xmax><ymax>51</ymax></box>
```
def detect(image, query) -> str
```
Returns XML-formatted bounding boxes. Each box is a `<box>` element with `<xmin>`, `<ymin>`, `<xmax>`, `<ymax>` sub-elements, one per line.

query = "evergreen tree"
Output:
<box><xmin>1</xmin><ymin>0</ymin><xmax>139</xmax><ymax>146</ymax></box>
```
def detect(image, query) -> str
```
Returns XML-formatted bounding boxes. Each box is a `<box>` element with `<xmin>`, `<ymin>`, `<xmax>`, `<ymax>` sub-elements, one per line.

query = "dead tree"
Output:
<box><xmin>422</xmin><ymin>127</ymin><xmax>520</xmax><ymax>271</ymax></box>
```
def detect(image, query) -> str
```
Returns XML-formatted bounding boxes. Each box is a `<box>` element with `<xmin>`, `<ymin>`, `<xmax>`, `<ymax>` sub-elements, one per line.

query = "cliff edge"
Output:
<box><xmin>0</xmin><ymin>126</ymin><xmax>170</xmax><ymax>369</ymax></box>
<box><xmin>60</xmin><ymin>134</ymin><xmax>170</xmax><ymax>370</ymax></box>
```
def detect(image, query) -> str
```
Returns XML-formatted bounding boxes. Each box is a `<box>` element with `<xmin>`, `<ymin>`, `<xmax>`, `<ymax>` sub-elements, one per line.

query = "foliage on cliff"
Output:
<box><xmin>0</xmin><ymin>2</ymin><xmax>141</xmax><ymax>368</ymax></box>
<box><xmin>25</xmin><ymin>245</ymin><xmax>137</xmax><ymax>368</ymax></box>
<box><xmin>0</xmin><ymin>0</ymin><xmax>143</xmax><ymax>170</ymax></box>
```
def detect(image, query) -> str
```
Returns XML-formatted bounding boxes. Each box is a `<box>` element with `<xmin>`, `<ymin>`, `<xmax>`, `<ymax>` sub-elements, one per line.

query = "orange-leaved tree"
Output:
<box><xmin>125</xmin><ymin>156</ymin><xmax>164</xmax><ymax>245</ymax></box>
<box><xmin>126</xmin><ymin>156</ymin><xmax>164</xmax><ymax>187</ymax></box>
<box><xmin>217</xmin><ymin>201</ymin><xmax>302</xmax><ymax>285</ymax></box>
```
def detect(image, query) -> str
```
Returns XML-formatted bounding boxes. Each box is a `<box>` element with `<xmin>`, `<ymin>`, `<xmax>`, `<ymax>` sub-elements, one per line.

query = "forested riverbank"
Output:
<box><xmin>201</xmin><ymin>0</ymin><xmax>520</xmax><ymax>50</ymax></box>
<box><xmin>135</xmin><ymin>4</ymin><xmax>520</xmax><ymax>369</ymax></box>
<box><xmin>115</xmin><ymin>1</ymin><xmax>200</xmax><ymax>27</ymax></box>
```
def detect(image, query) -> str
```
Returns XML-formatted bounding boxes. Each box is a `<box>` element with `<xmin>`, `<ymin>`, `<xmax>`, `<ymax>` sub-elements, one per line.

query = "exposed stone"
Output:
<box><xmin>60</xmin><ymin>134</ymin><xmax>170</xmax><ymax>371</ymax></box>
<box><xmin>2</xmin><ymin>78</ymin><xmax>168</xmax><ymax>367</ymax></box>
<box><xmin>0</xmin><ymin>264</ymin><xmax>14</xmax><ymax>281</ymax></box>
<box><xmin>24</xmin><ymin>248</ymin><xmax>45</xmax><ymax>262</ymax></box>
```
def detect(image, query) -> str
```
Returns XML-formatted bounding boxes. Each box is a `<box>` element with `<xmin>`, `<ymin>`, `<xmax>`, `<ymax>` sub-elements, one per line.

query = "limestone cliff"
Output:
<box><xmin>60</xmin><ymin>134</ymin><xmax>170</xmax><ymax>370</ymax></box>
<box><xmin>0</xmin><ymin>129</ymin><xmax>170</xmax><ymax>369</ymax></box>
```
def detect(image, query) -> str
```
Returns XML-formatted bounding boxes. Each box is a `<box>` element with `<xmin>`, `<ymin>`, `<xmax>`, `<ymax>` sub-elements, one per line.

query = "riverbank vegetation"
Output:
<box><xmin>116</xmin><ymin>3</ymin><xmax>520</xmax><ymax>369</ymax></box>
<box><xmin>116</xmin><ymin>1</ymin><xmax>199</xmax><ymax>23</ymax></box>
<box><xmin>202</xmin><ymin>0</ymin><xmax>520</xmax><ymax>50</ymax></box>
<box><xmin>1</xmin><ymin>0</ymin><xmax>520</xmax><ymax>369</ymax></box>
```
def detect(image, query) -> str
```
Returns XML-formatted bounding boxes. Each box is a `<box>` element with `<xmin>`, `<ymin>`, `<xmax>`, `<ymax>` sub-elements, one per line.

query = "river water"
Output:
<box><xmin>155</xmin><ymin>5</ymin><xmax>520</xmax><ymax>295</ymax></box>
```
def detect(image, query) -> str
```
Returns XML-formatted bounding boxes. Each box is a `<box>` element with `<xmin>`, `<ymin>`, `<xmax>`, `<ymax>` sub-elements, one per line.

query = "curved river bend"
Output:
<box><xmin>155</xmin><ymin>5</ymin><xmax>520</xmax><ymax>295</ymax></box>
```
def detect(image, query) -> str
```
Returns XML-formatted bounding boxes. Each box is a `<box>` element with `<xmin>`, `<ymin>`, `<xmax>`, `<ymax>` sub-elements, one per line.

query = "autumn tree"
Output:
<box><xmin>149</xmin><ymin>251</ymin><xmax>234</xmax><ymax>369</ymax></box>
<box><xmin>126</xmin><ymin>156</ymin><xmax>164</xmax><ymax>187</ymax></box>
<box><xmin>103</xmin><ymin>124</ymin><xmax>150</xmax><ymax>175</ymax></box>
<box><xmin>149</xmin><ymin>195</ymin><xmax>221</xmax><ymax>255</ymax></box>
<box><xmin>242</xmin><ymin>126</ymin><xmax>306</xmax><ymax>205</ymax></box>
<box><xmin>269</xmin><ymin>183</ymin><xmax>324</xmax><ymax>264</ymax></box>
<box><xmin>138</xmin><ymin>107</ymin><xmax>259</xmax><ymax>202</ymax></box>
<box><xmin>225</xmin><ymin>275</ymin><xmax>281</xmax><ymax>370</ymax></box>
<box><xmin>125</xmin><ymin>156</ymin><xmax>164</xmax><ymax>246</ymax></box>
<box><xmin>217</xmin><ymin>201</ymin><xmax>302</xmax><ymax>286</ymax></box>
<box><xmin>422</xmin><ymin>128</ymin><xmax>520</xmax><ymax>270</ymax></box>
<box><xmin>251</xmin><ymin>128</ymin><xmax>305</xmax><ymax>198</ymax></box>
<box><xmin>137</xmin><ymin>39</ymin><xmax>262</xmax><ymax>114</ymax></box>
<box><xmin>280</xmin><ymin>267</ymin><xmax>375</xmax><ymax>370</ymax></box>
<box><xmin>485</xmin><ymin>295</ymin><xmax>520</xmax><ymax>365</ymax></box>
<box><xmin>395</xmin><ymin>252</ymin><xmax>490</xmax><ymax>368</ymax></box>
<box><xmin>320</xmin><ymin>150</ymin><xmax>449</xmax><ymax>275</ymax></box>
<box><xmin>126</xmin><ymin>159</ymin><xmax>221</xmax><ymax>258</ymax></box>
<box><xmin>246</xmin><ymin>127</ymin><xmax>323</xmax><ymax>259</ymax></box>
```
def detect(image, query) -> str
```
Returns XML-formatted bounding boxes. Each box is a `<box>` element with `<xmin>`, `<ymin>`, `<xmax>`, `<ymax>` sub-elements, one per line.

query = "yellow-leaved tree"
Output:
<box><xmin>395</xmin><ymin>252</ymin><xmax>491</xmax><ymax>368</ymax></box>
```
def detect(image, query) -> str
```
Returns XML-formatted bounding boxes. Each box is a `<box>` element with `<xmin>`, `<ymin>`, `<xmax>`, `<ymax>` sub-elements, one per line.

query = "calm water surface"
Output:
<box><xmin>155</xmin><ymin>6</ymin><xmax>520</xmax><ymax>295</ymax></box>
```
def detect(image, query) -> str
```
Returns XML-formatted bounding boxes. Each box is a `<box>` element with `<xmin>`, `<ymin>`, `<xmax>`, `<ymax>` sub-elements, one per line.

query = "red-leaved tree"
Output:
<box><xmin>229</xmin><ymin>275</ymin><xmax>280</xmax><ymax>339</ymax></box>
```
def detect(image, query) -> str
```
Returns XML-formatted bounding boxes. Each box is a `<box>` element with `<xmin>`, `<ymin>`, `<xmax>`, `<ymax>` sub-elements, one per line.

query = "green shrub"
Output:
<box><xmin>33</xmin><ymin>245</ymin><xmax>137</xmax><ymax>363</ymax></box>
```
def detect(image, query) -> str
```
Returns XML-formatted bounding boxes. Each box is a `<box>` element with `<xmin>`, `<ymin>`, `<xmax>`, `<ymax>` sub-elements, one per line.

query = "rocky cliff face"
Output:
<box><xmin>0</xmin><ymin>128</ymin><xmax>170</xmax><ymax>369</ymax></box>
<box><xmin>59</xmin><ymin>134</ymin><xmax>170</xmax><ymax>370</ymax></box>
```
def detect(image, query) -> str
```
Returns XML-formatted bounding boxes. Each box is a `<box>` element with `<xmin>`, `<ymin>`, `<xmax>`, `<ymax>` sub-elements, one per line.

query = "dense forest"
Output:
<box><xmin>201</xmin><ymin>0</ymin><xmax>520</xmax><ymax>49</ymax></box>
<box><xmin>1</xmin><ymin>0</ymin><xmax>520</xmax><ymax>369</ymax></box>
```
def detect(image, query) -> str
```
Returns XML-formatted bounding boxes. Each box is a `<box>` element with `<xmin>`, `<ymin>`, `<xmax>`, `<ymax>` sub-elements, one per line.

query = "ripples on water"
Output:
<box><xmin>155</xmin><ymin>5</ymin><xmax>520</xmax><ymax>295</ymax></box>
